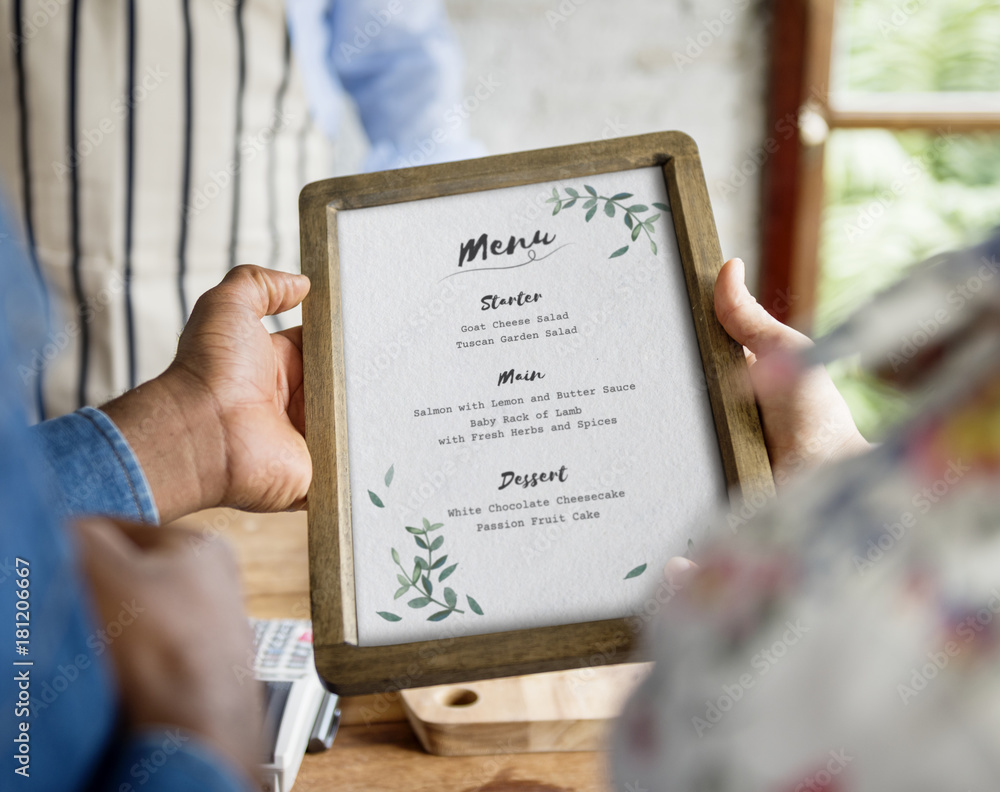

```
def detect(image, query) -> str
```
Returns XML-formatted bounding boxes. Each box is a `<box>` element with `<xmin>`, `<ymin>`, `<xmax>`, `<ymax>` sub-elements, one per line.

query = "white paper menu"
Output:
<box><xmin>336</xmin><ymin>166</ymin><xmax>726</xmax><ymax>646</ymax></box>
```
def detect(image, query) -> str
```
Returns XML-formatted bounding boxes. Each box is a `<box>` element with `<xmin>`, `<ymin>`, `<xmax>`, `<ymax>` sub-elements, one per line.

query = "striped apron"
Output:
<box><xmin>0</xmin><ymin>0</ymin><xmax>332</xmax><ymax>420</ymax></box>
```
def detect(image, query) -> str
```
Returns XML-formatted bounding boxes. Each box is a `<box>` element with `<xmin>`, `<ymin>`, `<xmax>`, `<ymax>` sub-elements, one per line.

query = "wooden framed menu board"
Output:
<box><xmin>299</xmin><ymin>131</ymin><xmax>773</xmax><ymax>695</ymax></box>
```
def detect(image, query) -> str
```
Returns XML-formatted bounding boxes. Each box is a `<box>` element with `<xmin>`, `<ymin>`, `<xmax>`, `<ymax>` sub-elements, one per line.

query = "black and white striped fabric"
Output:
<box><xmin>1</xmin><ymin>0</ymin><xmax>331</xmax><ymax>421</ymax></box>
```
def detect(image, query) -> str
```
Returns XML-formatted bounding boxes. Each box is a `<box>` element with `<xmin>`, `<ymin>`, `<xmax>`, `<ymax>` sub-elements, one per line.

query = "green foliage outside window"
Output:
<box><xmin>818</xmin><ymin>0</ymin><xmax>1000</xmax><ymax>439</ymax></box>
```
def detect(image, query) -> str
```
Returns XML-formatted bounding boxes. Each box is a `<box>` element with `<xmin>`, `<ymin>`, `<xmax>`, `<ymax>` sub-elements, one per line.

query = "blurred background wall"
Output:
<box><xmin>336</xmin><ymin>0</ymin><xmax>772</xmax><ymax>282</ymax></box>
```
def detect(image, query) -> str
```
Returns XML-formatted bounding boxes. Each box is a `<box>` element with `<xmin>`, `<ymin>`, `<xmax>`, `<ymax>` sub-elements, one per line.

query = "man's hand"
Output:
<box><xmin>714</xmin><ymin>258</ymin><xmax>869</xmax><ymax>483</ymax></box>
<box><xmin>75</xmin><ymin>517</ymin><xmax>262</xmax><ymax>782</ymax></box>
<box><xmin>103</xmin><ymin>266</ymin><xmax>311</xmax><ymax>522</ymax></box>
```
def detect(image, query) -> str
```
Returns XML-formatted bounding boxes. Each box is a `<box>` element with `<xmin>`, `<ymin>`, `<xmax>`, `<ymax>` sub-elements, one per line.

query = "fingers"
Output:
<box><xmin>714</xmin><ymin>258</ymin><xmax>811</xmax><ymax>358</ymax></box>
<box><xmin>75</xmin><ymin>517</ymin><xmax>141</xmax><ymax>571</ymax></box>
<box><xmin>664</xmin><ymin>556</ymin><xmax>697</xmax><ymax>588</ymax></box>
<box><xmin>75</xmin><ymin>517</ymin><xmax>196</xmax><ymax>561</ymax></box>
<box><xmin>102</xmin><ymin>520</ymin><xmax>190</xmax><ymax>551</ymax></box>
<box><xmin>275</xmin><ymin>325</ymin><xmax>303</xmax><ymax>351</ymax></box>
<box><xmin>200</xmin><ymin>266</ymin><xmax>310</xmax><ymax>320</ymax></box>
<box><xmin>75</xmin><ymin>517</ymin><xmax>229</xmax><ymax>565</ymax></box>
<box><xmin>272</xmin><ymin>329</ymin><xmax>305</xmax><ymax>428</ymax></box>
<box><xmin>287</xmin><ymin>381</ymin><xmax>306</xmax><ymax>437</ymax></box>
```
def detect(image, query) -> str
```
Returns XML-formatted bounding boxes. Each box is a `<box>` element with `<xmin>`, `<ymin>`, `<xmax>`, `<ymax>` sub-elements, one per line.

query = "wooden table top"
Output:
<box><xmin>187</xmin><ymin>507</ymin><xmax>613</xmax><ymax>792</ymax></box>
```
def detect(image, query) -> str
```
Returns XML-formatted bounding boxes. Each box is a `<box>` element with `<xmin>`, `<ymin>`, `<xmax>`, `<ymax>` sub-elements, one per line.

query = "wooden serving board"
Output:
<box><xmin>400</xmin><ymin>662</ymin><xmax>652</xmax><ymax>756</ymax></box>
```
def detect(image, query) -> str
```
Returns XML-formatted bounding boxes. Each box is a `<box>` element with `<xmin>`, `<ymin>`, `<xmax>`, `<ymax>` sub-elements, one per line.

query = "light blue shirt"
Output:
<box><xmin>287</xmin><ymin>0</ymin><xmax>485</xmax><ymax>171</ymax></box>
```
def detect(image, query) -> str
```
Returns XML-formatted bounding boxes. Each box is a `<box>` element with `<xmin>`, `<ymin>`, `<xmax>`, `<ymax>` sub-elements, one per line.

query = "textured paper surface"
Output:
<box><xmin>336</xmin><ymin>166</ymin><xmax>726</xmax><ymax>646</ymax></box>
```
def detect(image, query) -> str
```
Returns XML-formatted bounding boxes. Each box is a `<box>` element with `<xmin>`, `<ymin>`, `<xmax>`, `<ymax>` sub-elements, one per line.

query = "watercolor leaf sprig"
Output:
<box><xmin>546</xmin><ymin>185</ymin><xmax>670</xmax><ymax>258</ymax></box>
<box><xmin>370</xmin><ymin>464</ymin><xmax>483</xmax><ymax>624</ymax></box>
<box><xmin>376</xmin><ymin>517</ymin><xmax>484</xmax><ymax>623</ymax></box>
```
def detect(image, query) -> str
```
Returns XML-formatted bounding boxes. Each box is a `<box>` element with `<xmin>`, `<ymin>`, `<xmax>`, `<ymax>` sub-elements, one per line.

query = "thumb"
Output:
<box><xmin>714</xmin><ymin>258</ymin><xmax>811</xmax><ymax>358</ymax></box>
<box><xmin>196</xmin><ymin>265</ymin><xmax>310</xmax><ymax>321</ymax></box>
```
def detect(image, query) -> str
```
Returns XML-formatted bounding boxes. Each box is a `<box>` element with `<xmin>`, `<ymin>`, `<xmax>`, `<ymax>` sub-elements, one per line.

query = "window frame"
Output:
<box><xmin>759</xmin><ymin>0</ymin><xmax>1000</xmax><ymax>332</ymax></box>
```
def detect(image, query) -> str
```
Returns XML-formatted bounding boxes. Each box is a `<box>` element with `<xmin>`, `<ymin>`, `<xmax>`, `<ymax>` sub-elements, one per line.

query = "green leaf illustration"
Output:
<box><xmin>373</xmin><ymin>470</ymin><xmax>483</xmax><ymax>625</ymax></box>
<box><xmin>467</xmin><ymin>596</ymin><xmax>484</xmax><ymax>615</ymax></box>
<box><xmin>547</xmin><ymin>186</ymin><xmax>664</xmax><ymax>258</ymax></box>
<box><xmin>624</xmin><ymin>563</ymin><xmax>648</xmax><ymax>580</ymax></box>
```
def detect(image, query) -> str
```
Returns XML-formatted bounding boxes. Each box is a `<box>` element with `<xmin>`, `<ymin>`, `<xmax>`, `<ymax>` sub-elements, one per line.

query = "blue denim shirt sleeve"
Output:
<box><xmin>0</xmin><ymin>208</ymin><xmax>251</xmax><ymax>792</ymax></box>
<box><xmin>286</xmin><ymin>0</ymin><xmax>486</xmax><ymax>172</ymax></box>
<box><xmin>97</xmin><ymin>729</ymin><xmax>252</xmax><ymax>792</ymax></box>
<box><xmin>31</xmin><ymin>407</ymin><xmax>160</xmax><ymax>524</ymax></box>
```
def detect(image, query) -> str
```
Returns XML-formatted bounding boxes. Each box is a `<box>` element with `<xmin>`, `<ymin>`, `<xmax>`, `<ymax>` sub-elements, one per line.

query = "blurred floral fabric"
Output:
<box><xmin>613</xmin><ymin>236</ymin><xmax>1000</xmax><ymax>791</ymax></box>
